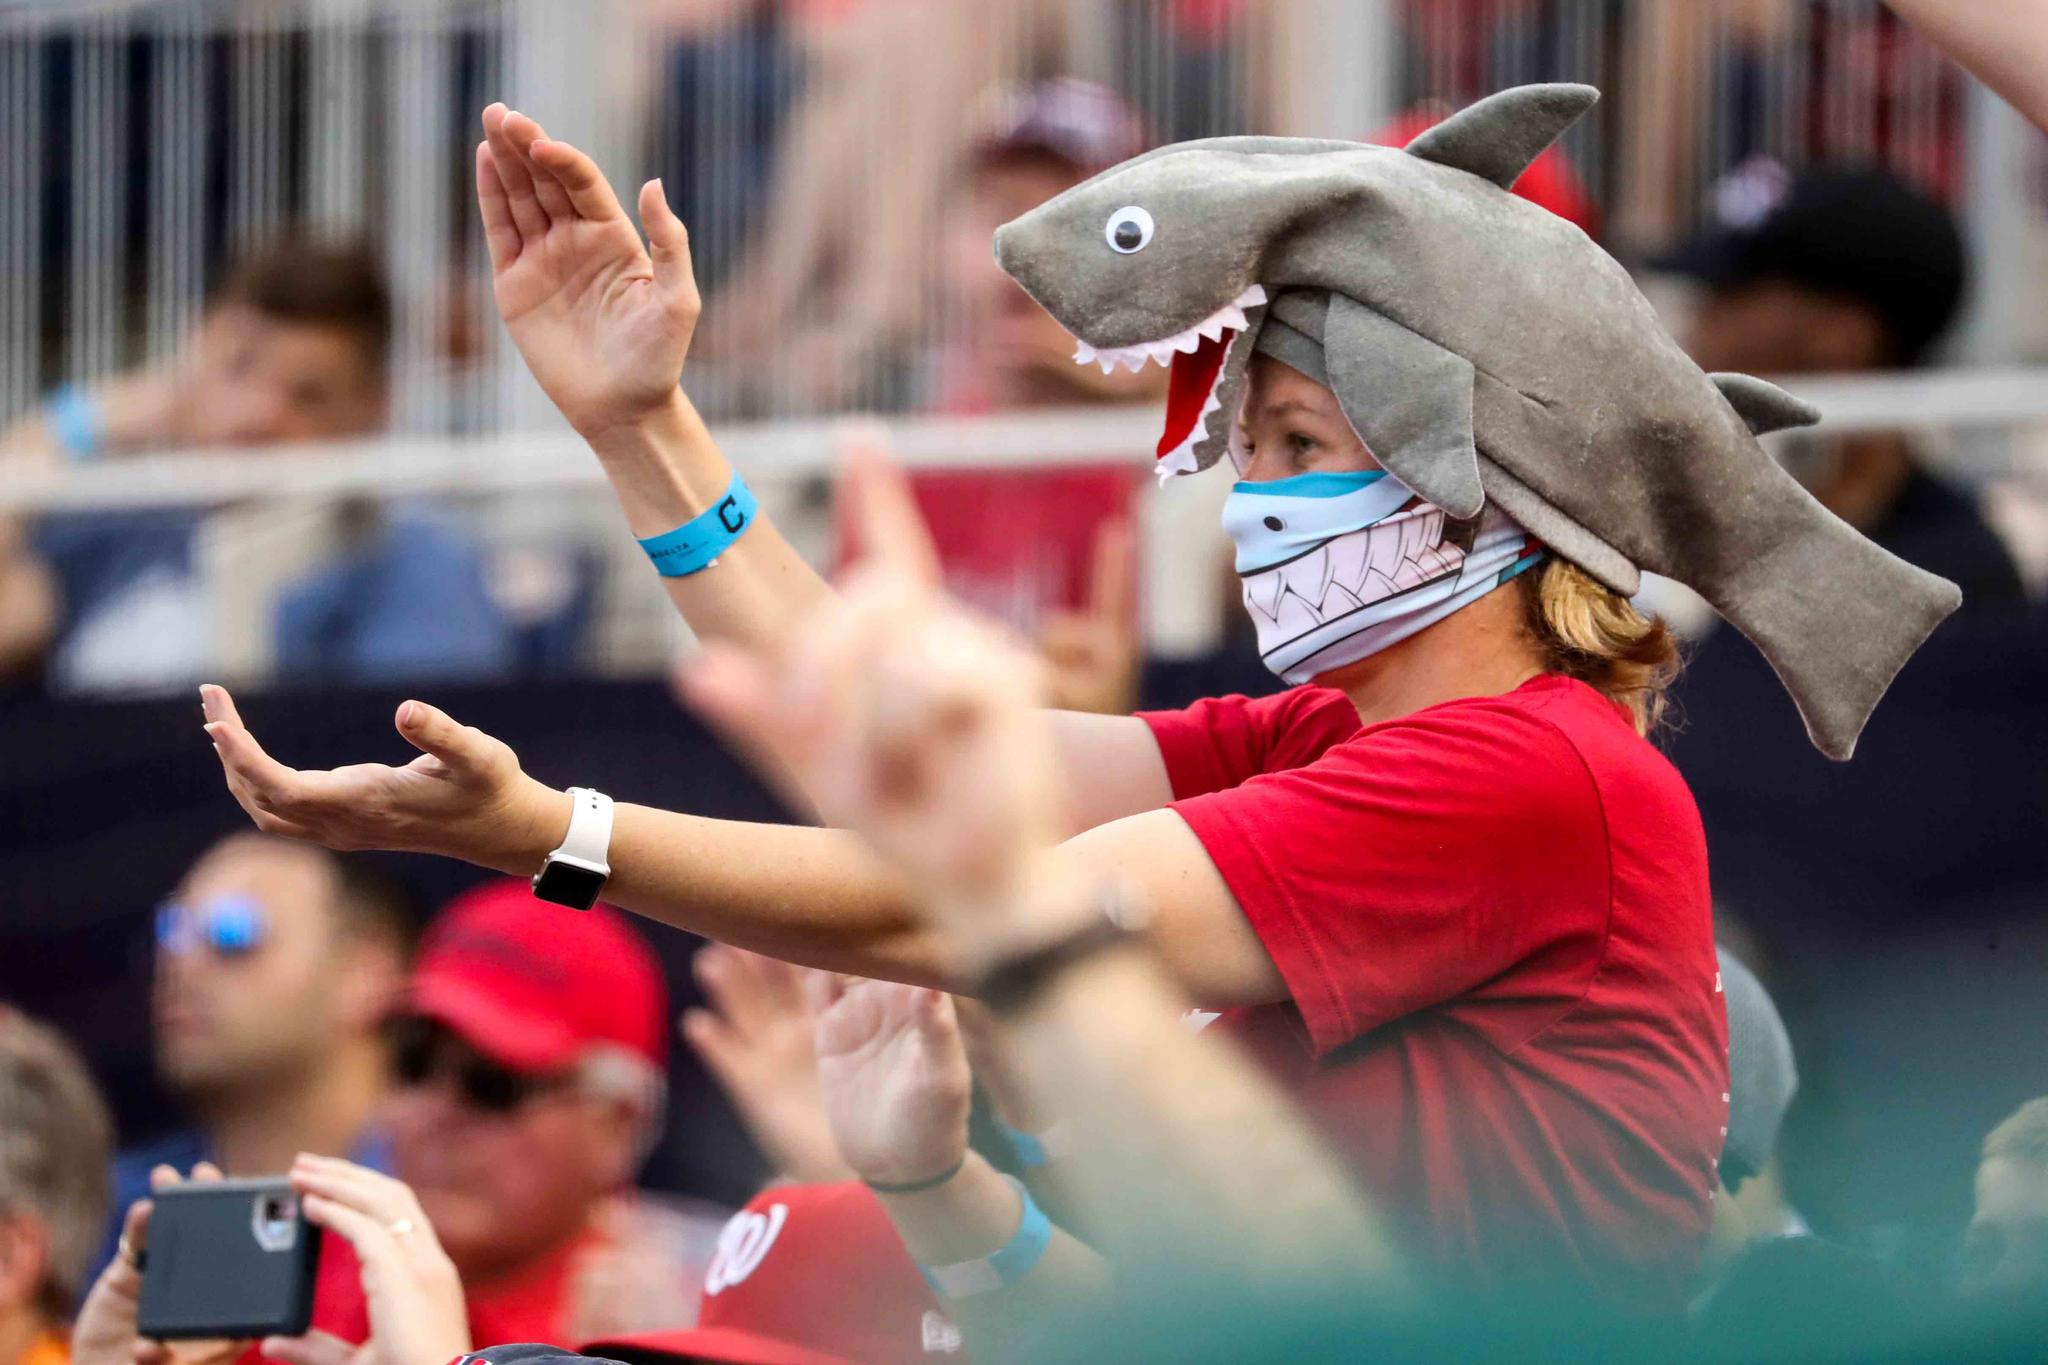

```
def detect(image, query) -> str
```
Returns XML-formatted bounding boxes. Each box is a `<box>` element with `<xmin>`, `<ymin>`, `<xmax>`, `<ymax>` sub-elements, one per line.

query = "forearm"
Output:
<box><xmin>877</xmin><ymin>1152</ymin><xmax>1110</xmax><ymax>1353</ymax></box>
<box><xmin>584</xmin><ymin>390</ymin><xmax>834</xmax><ymax>657</ymax></box>
<box><xmin>1885</xmin><ymin>0</ymin><xmax>2048</xmax><ymax>129</ymax></box>
<box><xmin>487</xmin><ymin>786</ymin><xmax>946</xmax><ymax>982</ymax></box>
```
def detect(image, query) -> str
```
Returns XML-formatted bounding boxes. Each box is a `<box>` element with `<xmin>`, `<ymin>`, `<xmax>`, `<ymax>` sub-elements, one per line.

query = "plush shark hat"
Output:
<box><xmin>992</xmin><ymin>83</ymin><xmax>1961</xmax><ymax>760</ymax></box>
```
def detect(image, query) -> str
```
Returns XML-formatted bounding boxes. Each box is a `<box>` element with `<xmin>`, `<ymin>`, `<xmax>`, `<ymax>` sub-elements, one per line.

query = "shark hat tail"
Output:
<box><xmin>1699</xmin><ymin>492</ymin><xmax>1960</xmax><ymax>762</ymax></box>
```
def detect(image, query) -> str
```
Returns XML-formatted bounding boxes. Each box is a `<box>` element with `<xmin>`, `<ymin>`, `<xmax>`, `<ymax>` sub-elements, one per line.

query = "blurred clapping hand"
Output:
<box><xmin>808</xmin><ymin>976</ymin><xmax>972</xmax><ymax>1191</ymax></box>
<box><xmin>678</xmin><ymin>438</ymin><xmax>1076</xmax><ymax>961</ymax></box>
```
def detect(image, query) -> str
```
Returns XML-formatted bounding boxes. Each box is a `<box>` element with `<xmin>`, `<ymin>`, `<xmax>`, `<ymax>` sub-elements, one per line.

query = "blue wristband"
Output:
<box><xmin>47</xmin><ymin>384</ymin><xmax>105</xmax><ymax>460</ymax></box>
<box><xmin>636</xmin><ymin>473</ymin><xmax>758</xmax><ymax>577</ymax></box>
<box><xmin>918</xmin><ymin>1175</ymin><xmax>1053</xmax><ymax>1299</ymax></box>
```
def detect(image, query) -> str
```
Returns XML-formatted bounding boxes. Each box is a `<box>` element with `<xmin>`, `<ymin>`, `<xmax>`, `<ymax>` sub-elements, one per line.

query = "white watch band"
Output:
<box><xmin>554</xmin><ymin>787</ymin><xmax>615</xmax><ymax>870</ymax></box>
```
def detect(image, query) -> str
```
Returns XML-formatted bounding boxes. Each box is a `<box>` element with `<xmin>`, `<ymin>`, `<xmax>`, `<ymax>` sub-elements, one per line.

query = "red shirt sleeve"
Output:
<box><xmin>1168</xmin><ymin>695</ymin><xmax>1613</xmax><ymax>1055</ymax></box>
<box><xmin>1138</xmin><ymin>687</ymin><xmax>1361</xmax><ymax>799</ymax></box>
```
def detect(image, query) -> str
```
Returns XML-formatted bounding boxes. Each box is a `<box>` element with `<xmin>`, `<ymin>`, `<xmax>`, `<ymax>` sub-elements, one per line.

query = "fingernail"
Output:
<box><xmin>398</xmin><ymin>701</ymin><xmax>417</xmax><ymax>727</ymax></box>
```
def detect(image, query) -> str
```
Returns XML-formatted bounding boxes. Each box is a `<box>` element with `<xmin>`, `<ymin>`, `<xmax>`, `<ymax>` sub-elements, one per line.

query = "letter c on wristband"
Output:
<box><xmin>637</xmin><ymin>473</ymin><xmax>760</xmax><ymax>577</ymax></box>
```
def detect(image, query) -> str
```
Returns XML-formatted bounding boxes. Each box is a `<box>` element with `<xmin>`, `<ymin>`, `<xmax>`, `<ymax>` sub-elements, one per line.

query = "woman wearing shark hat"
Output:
<box><xmin>200</xmin><ymin>90</ymin><xmax>1958</xmax><ymax>1307</ymax></box>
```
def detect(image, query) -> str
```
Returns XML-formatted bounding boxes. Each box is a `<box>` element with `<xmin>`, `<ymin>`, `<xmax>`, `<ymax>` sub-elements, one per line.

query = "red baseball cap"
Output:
<box><xmin>1377</xmin><ymin>104</ymin><xmax>1600</xmax><ymax>236</ymax></box>
<box><xmin>582</xmin><ymin>1183</ymin><xmax>964</xmax><ymax>1365</ymax></box>
<box><xmin>403</xmin><ymin>879</ymin><xmax>668</xmax><ymax>1073</ymax></box>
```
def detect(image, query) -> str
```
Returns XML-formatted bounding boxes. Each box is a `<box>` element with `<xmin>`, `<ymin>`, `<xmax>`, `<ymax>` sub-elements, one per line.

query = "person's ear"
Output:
<box><xmin>0</xmin><ymin>1211</ymin><xmax>51</xmax><ymax>1317</ymax></box>
<box><xmin>586</xmin><ymin>1095</ymin><xmax>648</xmax><ymax>1188</ymax></box>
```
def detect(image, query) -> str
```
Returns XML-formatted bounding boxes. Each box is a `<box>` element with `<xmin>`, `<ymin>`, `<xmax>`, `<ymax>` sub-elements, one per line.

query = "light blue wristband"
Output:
<box><xmin>636</xmin><ymin>473</ymin><xmax>759</xmax><ymax>577</ymax></box>
<box><xmin>917</xmin><ymin>1175</ymin><xmax>1054</xmax><ymax>1299</ymax></box>
<box><xmin>47</xmin><ymin>384</ymin><xmax>105</xmax><ymax>461</ymax></box>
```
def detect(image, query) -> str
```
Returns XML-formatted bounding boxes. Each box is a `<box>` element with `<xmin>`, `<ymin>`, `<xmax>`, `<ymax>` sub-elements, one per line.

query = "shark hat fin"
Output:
<box><xmin>1320</xmin><ymin>295</ymin><xmax>1486</xmax><ymax>520</ymax></box>
<box><xmin>1712</xmin><ymin>373</ymin><xmax>1823</xmax><ymax>436</ymax></box>
<box><xmin>1404</xmin><ymin>83</ymin><xmax>1601</xmax><ymax>190</ymax></box>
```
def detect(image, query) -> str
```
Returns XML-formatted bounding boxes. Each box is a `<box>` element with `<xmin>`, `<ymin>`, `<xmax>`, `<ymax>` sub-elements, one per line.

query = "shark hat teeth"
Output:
<box><xmin>1069</xmin><ymin>283</ymin><xmax>1269</xmax><ymax>376</ymax></box>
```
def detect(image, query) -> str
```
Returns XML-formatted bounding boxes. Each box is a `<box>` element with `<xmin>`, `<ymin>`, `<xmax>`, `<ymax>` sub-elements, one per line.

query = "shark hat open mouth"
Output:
<box><xmin>1070</xmin><ymin>283</ymin><xmax>1267</xmax><ymax>479</ymax></box>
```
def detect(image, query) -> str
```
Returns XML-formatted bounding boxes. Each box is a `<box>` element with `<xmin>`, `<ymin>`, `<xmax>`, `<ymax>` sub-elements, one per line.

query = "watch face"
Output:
<box><xmin>533</xmin><ymin>860</ymin><xmax>608</xmax><ymax>910</ymax></box>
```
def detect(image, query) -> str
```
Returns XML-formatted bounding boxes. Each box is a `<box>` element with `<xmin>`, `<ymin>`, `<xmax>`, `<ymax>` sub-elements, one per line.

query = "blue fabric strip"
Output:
<box><xmin>636</xmin><ymin>473</ymin><xmax>760</xmax><ymax>578</ymax></box>
<box><xmin>1229</xmin><ymin>469</ymin><xmax>1386</xmax><ymax>499</ymax></box>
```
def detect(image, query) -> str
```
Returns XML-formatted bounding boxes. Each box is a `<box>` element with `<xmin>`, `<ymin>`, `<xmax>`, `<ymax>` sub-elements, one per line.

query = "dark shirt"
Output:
<box><xmin>1666</xmin><ymin>469</ymin><xmax>2048</xmax><ymax>1249</ymax></box>
<box><xmin>1667</xmin><ymin>468</ymin><xmax>2036</xmax><ymax>926</ymax></box>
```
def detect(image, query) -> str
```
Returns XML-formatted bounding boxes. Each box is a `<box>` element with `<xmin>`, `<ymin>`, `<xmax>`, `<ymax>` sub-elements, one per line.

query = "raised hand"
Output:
<box><xmin>200</xmin><ymin>683</ymin><xmax>565</xmax><ymax>872</ymax></box>
<box><xmin>478</xmin><ymin>103</ymin><xmax>700</xmax><ymax>439</ymax></box>
<box><xmin>809</xmin><ymin>974</ymin><xmax>972</xmax><ymax>1187</ymax></box>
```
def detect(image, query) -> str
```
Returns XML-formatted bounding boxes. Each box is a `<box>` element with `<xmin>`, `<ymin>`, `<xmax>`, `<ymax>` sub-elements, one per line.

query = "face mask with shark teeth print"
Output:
<box><xmin>1223</xmin><ymin>469</ymin><xmax>1547</xmax><ymax>684</ymax></box>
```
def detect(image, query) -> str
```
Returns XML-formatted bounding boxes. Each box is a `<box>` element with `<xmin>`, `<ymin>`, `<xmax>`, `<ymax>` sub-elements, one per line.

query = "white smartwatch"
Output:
<box><xmin>532</xmin><ymin>787</ymin><xmax>614</xmax><ymax>910</ymax></box>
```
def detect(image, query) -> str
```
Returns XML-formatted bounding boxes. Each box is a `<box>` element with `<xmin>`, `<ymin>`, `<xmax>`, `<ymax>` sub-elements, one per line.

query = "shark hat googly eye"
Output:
<box><xmin>1105</xmin><ymin>206</ymin><xmax>1154</xmax><ymax>253</ymax></box>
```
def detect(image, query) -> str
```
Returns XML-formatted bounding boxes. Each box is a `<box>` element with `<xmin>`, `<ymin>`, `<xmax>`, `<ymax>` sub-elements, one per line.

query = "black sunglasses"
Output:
<box><xmin>387</xmin><ymin>1017</ymin><xmax>573</xmax><ymax>1116</ymax></box>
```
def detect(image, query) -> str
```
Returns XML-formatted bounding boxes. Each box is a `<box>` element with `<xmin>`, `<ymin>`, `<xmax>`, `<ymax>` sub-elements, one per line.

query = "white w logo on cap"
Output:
<box><xmin>703</xmin><ymin>1203</ymin><xmax>789</xmax><ymax>1296</ymax></box>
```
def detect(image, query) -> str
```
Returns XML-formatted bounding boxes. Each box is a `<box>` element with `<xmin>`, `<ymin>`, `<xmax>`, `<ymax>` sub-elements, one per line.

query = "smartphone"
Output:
<box><xmin>135</xmin><ymin>1178</ymin><xmax>321</xmax><ymax>1340</ymax></box>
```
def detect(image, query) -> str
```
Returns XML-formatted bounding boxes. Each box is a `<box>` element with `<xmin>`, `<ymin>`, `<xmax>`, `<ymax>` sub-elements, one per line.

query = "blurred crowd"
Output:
<box><xmin>4</xmin><ymin>1</ymin><xmax>2048</xmax><ymax>1363</ymax></box>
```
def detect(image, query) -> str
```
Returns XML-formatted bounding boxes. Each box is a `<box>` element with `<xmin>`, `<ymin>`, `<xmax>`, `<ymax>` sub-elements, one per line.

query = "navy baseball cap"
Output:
<box><xmin>1660</xmin><ymin>159</ymin><xmax>1968</xmax><ymax>363</ymax></box>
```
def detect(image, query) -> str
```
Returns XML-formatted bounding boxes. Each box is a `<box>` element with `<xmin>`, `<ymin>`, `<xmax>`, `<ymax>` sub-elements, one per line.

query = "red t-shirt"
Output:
<box><xmin>1139</xmin><ymin>675</ymin><xmax>1729</xmax><ymax>1307</ymax></box>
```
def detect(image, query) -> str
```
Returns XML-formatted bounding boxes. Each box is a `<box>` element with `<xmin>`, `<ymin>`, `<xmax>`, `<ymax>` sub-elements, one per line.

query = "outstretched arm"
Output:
<box><xmin>474</xmin><ymin>106</ymin><xmax>1169</xmax><ymax>829</ymax></box>
<box><xmin>200</xmin><ymin>453</ymin><xmax>1282</xmax><ymax>1002</ymax></box>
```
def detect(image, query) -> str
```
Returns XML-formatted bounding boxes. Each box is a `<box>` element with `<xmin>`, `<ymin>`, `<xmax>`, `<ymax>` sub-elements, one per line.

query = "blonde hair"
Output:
<box><xmin>1518</xmin><ymin>558</ymin><xmax>1681</xmax><ymax>737</ymax></box>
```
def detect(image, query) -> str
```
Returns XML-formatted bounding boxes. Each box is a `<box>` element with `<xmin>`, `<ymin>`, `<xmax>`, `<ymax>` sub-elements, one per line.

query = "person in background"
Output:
<box><xmin>1660</xmin><ymin>164</ymin><xmax>2047</xmax><ymax>1254</ymax></box>
<box><xmin>1959</xmin><ymin>1097</ymin><xmax>2048</xmax><ymax>1303</ymax></box>
<box><xmin>1705</xmin><ymin>947</ymin><xmax>1805</xmax><ymax>1263</ymax></box>
<box><xmin>299</xmin><ymin>881</ymin><xmax>717</xmax><ymax>1352</ymax></box>
<box><xmin>0</xmin><ymin>237</ymin><xmax>512</xmax><ymax>692</ymax></box>
<box><xmin>94</xmin><ymin>836</ymin><xmax>415</xmax><ymax>1279</ymax></box>
<box><xmin>897</xmin><ymin>78</ymin><xmax>1160</xmax><ymax>714</ymax></box>
<box><xmin>0</xmin><ymin>1012</ymin><xmax>112</xmax><ymax>1365</ymax></box>
<box><xmin>583</xmin><ymin>1182</ymin><xmax>966</xmax><ymax>1365</ymax></box>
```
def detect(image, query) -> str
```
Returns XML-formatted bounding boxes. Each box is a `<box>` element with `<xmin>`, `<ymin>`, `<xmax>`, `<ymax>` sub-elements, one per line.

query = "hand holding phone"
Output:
<box><xmin>135</xmin><ymin>1176</ymin><xmax>320</xmax><ymax>1340</ymax></box>
<box><xmin>73</xmin><ymin>1163</ymin><xmax>254</xmax><ymax>1365</ymax></box>
<box><xmin>261</xmin><ymin>1155</ymin><xmax>471</xmax><ymax>1365</ymax></box>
